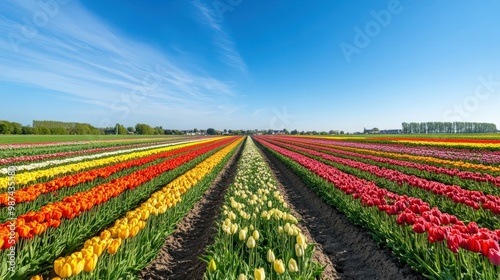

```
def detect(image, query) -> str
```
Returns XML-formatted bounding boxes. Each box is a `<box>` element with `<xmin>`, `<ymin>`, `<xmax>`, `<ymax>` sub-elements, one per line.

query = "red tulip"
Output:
<box><xmin>488</xmin><ymin>249</ymin><xmax>500</xmax><ymax>266</ymax></box>
<box><xmin>468</xmin><ymin>238</ymin><xmax>481</xmax><ymax>253</ymax></box>
<box><xmin>412</xmin><ymin>223</ymin><xmax>426</xmax><ymax>234</ymax></box>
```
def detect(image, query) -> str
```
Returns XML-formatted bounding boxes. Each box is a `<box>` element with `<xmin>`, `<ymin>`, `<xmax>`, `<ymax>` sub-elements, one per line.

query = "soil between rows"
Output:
<box><xmin>139</xmin><ymin>142</ymin><xmax>243</xmax><ymax>280</ymax></box>
<box><xmin>256</xmin><ymin>140</ymin><xmax>425</xmax><ymax>280</ymax></box>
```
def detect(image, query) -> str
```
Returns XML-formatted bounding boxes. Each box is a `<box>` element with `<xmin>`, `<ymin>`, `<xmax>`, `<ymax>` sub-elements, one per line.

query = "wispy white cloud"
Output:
<box><xmin>0</xmin><ymin>0</ymin><xmax>243</xmax><ymax>126</ymax></box>
<box><xmin>192</xmin><ymin>0</ymin><xmax>248</xmax><ymax>73</ymax></box>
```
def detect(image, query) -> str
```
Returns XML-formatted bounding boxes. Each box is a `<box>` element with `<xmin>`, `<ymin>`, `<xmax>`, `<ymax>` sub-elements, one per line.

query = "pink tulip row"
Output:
<box><xmin>255</xmin><ymin>137</ymin><xmax>500</xmax><ymax>265</ymax></box>
<box><xmin>293</xmin><ymin>137</ymin><xmax>500</xmax><ymax>164</ymax></box>
<box><xmin>266</xmin><ymin>138</ymin><xmax>500</xmax><ymax>216</ymax></box>
<box><xmin>280</xmin><ymin>138</ymin><xmax>500</xmax><ymax>187</ymax></box>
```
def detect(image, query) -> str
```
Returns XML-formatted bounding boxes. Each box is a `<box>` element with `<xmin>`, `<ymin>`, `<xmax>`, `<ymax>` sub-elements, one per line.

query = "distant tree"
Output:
<box><xmin>50</xmin><ymin>127</ymin><xmax>67</xmax><ymax>135</ymax></box>
<box><xmin>135</xmin><ymin>123</ymin><xmax>154</xmax><ymax>135</ymax></box>
<box><xmin>320</xmin><ymin>131</ymin><xmax>328</xmax><ymax>135</ymax></box>
<box><xmin>153</xmin><ymin>126</ymin><xmax>165</xmax><ymax>135</ymax></box>
<box><xmin>206</xmin><ymin>128</ymin><xmax>216</xmax><ymax>135</ymax></box>
<box><xmin>291</xmin><ymin>129</ymin><xmax>298</xmax><ymax>135</ymax></box>
<box><xmin>22</xmin><ymin>126</ymin><xmax>34</xmax><ymax>135</ymax></box>
<box><xmin>340</xmin><ymin>131</ymin><xmax>345</xmax><ymax>134</ymax></box>
<box><xmin>266</xmin><ymin>129</ymin><xmax>273</xmax><ymax>135</ymax></box>
<box><xmin>127</xmin><ymin>127</ymin><xmax>135</xmax><ymax>133</ymax></box>
<box><xmin>115</xmin><ymin>124</ymin><xmax>127</xmax><ymax>135</ymax></box>
<box><xmin>193</xmin><ymin>128</ymin><xmax>198</xmax><ymax>133</ymax></box>
<box><xmin>283</xmin><ymin>128</ymin><xmax>289</xmax><ymax>134</ymax></box>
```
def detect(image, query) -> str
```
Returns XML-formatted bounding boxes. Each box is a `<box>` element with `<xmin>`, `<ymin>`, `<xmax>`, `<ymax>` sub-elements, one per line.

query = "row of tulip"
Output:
<box><xmin>0</xmin><ymin>137</ymin><xmax>180</xmax><ymax>161</ymax></box>
<box><xmin>298</xmin><ymin>136</ymin><xmax>500</xmax><ymax>165</ymax></box>
<box><xmin>0</xmin><ymin>137</ymin><xmax>194</xmax><ymax>169</ymax></box>
<box><xmin>0</xmin><ymin>137</ymin><xmax>230</xmax><ymax>248</ymax></box>
<box><xmin>281</xmin><ymin>138</ymin><xmax>500</xmax><ymax>188</ymax></box>
<box><xmin>395</xmin><ymin>139</ymin><xmax>500</xmax><ymax>149</ymax></box>
<box><xmin>255</xmin><ymin>137</ymin><xmax>500</xmax><ymax>279</ymax></box>
<box><xmin>0</xmin><ymin>139</ymin><xmax>220</xmax><ymax>209</ymax></box>
<box><xmin>42</xmin><ymin>137</ymin><xmax>243</xmax><ymax>279</ymax></box>
<box><xmin>0</xmin><ymin>138</ymin><xmax>219</xmax><ymax>189</ymax></box>
<box><xmin>0</xmin><ymin>137</ymin><xmax>237</xmax><ymax>279</ymax></box>
<box><xmin>204</xmin><ymin>137</ymin><xmax>323</xmax><ymax>280</ymax></box>
<box><xmin>265</xmin><ymin>138</ymin><xmax>500</xmax><ymax>228</ymax></box>
<box><xmin>0</xmin><ymin>137</ymin><xmax>170</xmax><ymax>150</ymax></box>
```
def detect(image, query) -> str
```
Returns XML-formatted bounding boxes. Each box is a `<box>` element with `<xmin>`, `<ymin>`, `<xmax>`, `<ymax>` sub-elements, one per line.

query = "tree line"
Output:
<box><xmin>401</xmin><ymin>122</ymin><xmax>498</xmax><ymax>134</ymax></box>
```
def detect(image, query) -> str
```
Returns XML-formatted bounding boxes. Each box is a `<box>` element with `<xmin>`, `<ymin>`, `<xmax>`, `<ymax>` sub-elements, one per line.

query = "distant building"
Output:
<box><xmin>380</xmin><ymin>129</ymin><xmax>402</xmax><ymax>134</ymax></box>
<box><xmin>363</xmin><ymin>128</ymin><xmax>380</xmax><ymax>134</ymax></box>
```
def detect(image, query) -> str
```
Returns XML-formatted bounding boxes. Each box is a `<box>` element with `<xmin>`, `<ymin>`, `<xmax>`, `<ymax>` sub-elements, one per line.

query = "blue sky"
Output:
<box><xmin>1</xmin><ymin>0</ymin><xmax>500</xmax><ymax>132</ymax></box>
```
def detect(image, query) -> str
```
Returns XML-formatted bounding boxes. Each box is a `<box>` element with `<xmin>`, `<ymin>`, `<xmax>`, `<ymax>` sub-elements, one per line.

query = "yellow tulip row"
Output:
<box><xmin>205</xmin><ymin>137</ymin><xmax>320</xmax><ymax>279</ymax></box>
<box><xmin>43</xmin><ymin>137</ymin><xmax>242</xmax><ymax>279</ymax></box>
<box><xmin>0</xmin><ymin>138</ymin><xmax>219</xmax><ymax>189</ymax></box>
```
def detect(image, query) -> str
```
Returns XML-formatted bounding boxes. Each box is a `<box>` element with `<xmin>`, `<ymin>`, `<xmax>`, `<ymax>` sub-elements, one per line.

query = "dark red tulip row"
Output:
<box><xmin>254</xmin><ymin>137</ymin><xmax>500</xmax><ymax>265</ymax></box>
<box><xmin>266</xmin><ymin>138</ymin><xmax>500</xmax><ymax>216</ymax></box>
<box><xmin>277</xmin><ymin>137</ymin><xmax>500</xmax><ymax>187</ymax></box>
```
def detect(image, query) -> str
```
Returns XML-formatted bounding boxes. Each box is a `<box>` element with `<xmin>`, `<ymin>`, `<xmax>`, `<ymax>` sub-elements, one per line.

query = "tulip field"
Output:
<box><xmin>2</xmin><ymin>134</ymin><xmax>500</xmax><ymax>279</ymax></box>
<box><xmin>254</xmin><ymin>135</ymin><xmax>500</xmax><ymax>279</ymax></box>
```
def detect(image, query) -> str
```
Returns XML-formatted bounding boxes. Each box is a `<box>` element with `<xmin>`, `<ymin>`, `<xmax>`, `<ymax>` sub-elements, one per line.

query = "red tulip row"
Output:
<box><xmin>0</xmin><ymin>137</ymin><xmax>235</xmax><ymax>250</ymax></box>
<box><xmin>254</xmin><ymin>137</ymin><xmax>500</xmax><ymax>265</ymax></box>
<box><xmin>266</xmin><ymin>138</ymin><xmax>500</xmax><ymax>216</ymax></box>
<box><xmin>0</xmin><ymin>139</ymin><xmax>220</xmax><ymax>207</ymax></box>
<box><xmin>278</xmin><ymin>137</ymin><xmax>500</xmax><ymax>187</ymax></box>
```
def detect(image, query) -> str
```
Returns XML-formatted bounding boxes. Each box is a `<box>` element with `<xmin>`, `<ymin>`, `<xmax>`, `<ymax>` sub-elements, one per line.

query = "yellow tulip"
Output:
<box><xmin>138</xmin><ymin>220</ymin><xmax>146</xmax><ymax>230</ymax></box>
<box><xmin>230</xmin><ymin>224</ymin><xmax>238</xmax><ymax>235</ymax></box>
<box><xmin>118</xmin><ymin>227</ymin><xmax>130</xmax><ymax>239</ymax></box>
<box><xmin>273</xmin><ymin>259</ymin><xmax>285</xmax><ymax>274</ymax></box>
<box><xmin>59</xmin><ymin>263</ymin><xmax>73</xmax><ymax>278</ymax></box>
<box><xmin>93</xmin><ymin>241</ymin><xmax>106</xmax><ymax>257</ymax></box>
<box><xmin>129</xmin><ymin>225</ymin><xmax>140</xmax><ymax>237</ymax></box>
<box><xmin>295</xmin><ymin>243</ymin><xmax>304</xmax><ymax>257</ymax></box>
<box><xmin>254</xmin><ymin>267</ymin><xmax>265</xmax><ymax>280</ymax></box>
<box><xmin>30</xmin><ymin>275</ymin><xmax>43</xmax><ymax>280</ymax></box>
<box><xmin>238</xmin><ymin>229</ymin><xmax>247</xmax><ymax>241</ymax></box>
<box><xmin>84</xmin><ymin>254</ymin><xmax>98</xmax><ymax>273</ymax></box>
<box><xmin>107</xmin><ymin>238</ymin><xmax>122</xmax><ymax>255</ymax></box>
<box><xmin>238</xmin><ymin>274</ymin><xmax>247</xmax><ymax>280</ymax></box>
<box><xmin>288</xmin><ymin>258</ymin><xmax>299</xmax><ymax>273</ymax></box>
<box><xmin>100</xmin><ymin>230</ymin><xmax>111</xmax><ymax>240</ymax></box>
<box><xmin>71</xmin><ymin>257</ymin><xmax>85</xmax><ymax>275</ymax></box>
<box><xmin>252</xmin><ymin>230</ymin><xmax>260</xmax><ymax>241</ymax></box>
<box><xmin>54</xmin><ymin>257</ymin><xmax>65</xmax><ymax>277</ymax></box>
<box><xmin>246</xmin><ymin>236</ymin><xmax>256</xmax><ymax>249</ymax></box>
<box><xmin>296</xmin><ymin>233</ymin><xmax>306</xmax><ymax>246</ymax></box>
<box><xmin>278</xmin><ymin>226</ymin><xmax>284</xmax><ymax>234</ymax></box>
<box><xmin>207</xmin><ymin>259</ymin><xmax>217</xmax><ymax>272</ymax></box>
<box><xmin>267</xmin><ymin>249</ymin><xmax>275</xmax><ymax>263</ymax></box>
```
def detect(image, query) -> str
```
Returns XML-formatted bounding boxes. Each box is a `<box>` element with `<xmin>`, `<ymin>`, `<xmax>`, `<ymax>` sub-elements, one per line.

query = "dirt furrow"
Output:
<box><xmin>256</xmin><ymin>141</ymin><xmax>425</xmax><ymax>280</ymax></box>
<box><xmin>139</xmin><ymin>143</ymin><xmax>243</xmax><ymax>280</ymax></box>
